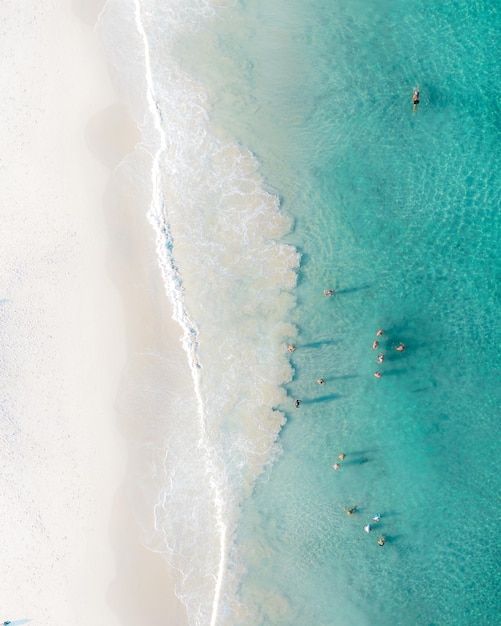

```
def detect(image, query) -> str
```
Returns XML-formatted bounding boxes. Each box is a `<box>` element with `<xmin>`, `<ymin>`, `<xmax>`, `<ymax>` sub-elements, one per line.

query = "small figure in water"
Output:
<box><xmin>412</xmin><ymin>85</ymin><xmax>420</xmax><ymax>111</ymax></box>
<box><xmin>374</xmin><ymin>371</ymin><xmax>382</xmax><ymax>378</ymax></box>
<box><xmin>333</xmin><ymin>463</ymin><xmax>341</xmax><ymax>470</ymax></box>
<box><xmin>376</xmin><ymin>329</ymin><xmax>385</xmax><ymax>337</ymax></box>
<box><xmin>378</xmin><ymin>536</ymin><xmax>386</xmax><ymax>546</ymax></box>
<box><xmin>338</xmin><ymin>453</ymin><xmax>346</xmax><ymax>460</ymax></box>
<box><xmin>324</xmin><ymin>289</ymin><xmax>335</xmax><ymax>296</ymax></box>
<box><xmin>372</xmin><ymin>340</ymin><xmax>379</xmax><ymax>350</ymax></box>
<box><xmin>373</xmin><ymin>513</ymin><xmax>381</xmax><ymax>522</ymax></box>
<box><xmin>396</xmin><ymin>342</ymin><xmax>406</xmax><ymax>352</ymax></box>
<box><xmin>376</xmin><ymin>353</ymin><xmax>385</xmax><ymax>364</ymax></box>
<box><xmin>295</xmin><ymin>399</ymin><xmax>302</xmax><ymax>408</ymax></box>
<box><xmin>344</xmin><ymin>505</ymin><xmax>357</xmax><ymax>516</ymax></box>
<box><xmin>288</xmin><ymin>344</ymin><xmax>296</xmax><ymax>352</ymax></box>
<box><xmin>364</xmin><ymin>524</ymin><xmax>372</xmax><ymax>533</ymax></box>
<box><xmin>317</xmin><ymin>378</ymin><xmax>325</xmax><ymax>385</ymax></box>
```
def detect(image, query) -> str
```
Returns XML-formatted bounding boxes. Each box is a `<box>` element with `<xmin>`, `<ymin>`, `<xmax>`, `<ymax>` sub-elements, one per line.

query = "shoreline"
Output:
<box><xmin>100</xmin><ymin>145</ymin><xmax>191</xmax><ymax>625</ymax></box>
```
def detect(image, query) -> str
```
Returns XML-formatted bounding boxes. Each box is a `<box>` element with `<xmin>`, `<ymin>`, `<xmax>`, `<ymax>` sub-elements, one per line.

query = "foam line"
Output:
<box><xmin>132</xmin><ymin>2</ymin><xmax>228</xmax><ymax>624</ymax></box>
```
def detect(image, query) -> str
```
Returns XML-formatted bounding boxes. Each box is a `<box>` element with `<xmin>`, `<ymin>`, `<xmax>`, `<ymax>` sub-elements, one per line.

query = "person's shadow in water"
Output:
<box><xmin>335</xmin><ymin>284</ymin><xmax>371</xmax><ymax>295</ymax></box>
<box><xmin>343</xmin><ymin>455</ymin><xmax>371</xmax><ymax>466</ymax></box>
<box><xmin>299</xmin><ymin>339</ymin><xmax>340</xmax><ymax>349</ymax></box>
<box><xmin>301</xmin><ymin>393</ymin><xmax>343</xmax><ymax>405</ymax></box>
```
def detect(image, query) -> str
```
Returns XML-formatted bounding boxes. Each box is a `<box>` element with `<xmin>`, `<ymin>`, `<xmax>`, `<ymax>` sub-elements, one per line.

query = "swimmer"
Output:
<box><xmin>333</xmin><ymin>463</ymin><xmax>341</xmax><ymax>470</ymax></box>
<box><xmin>324</xmin><ymin>289</ymin><xmax>335</xmax><ymax>296</ymax></box>
<box><xmin>376</xmin><ymin>329</ymin><xmax>385</xmax><ymax>337</ymax></box>
<box><xmin>396</xmin><ymin>342</ymin><xmax>405</xmax><ymax>352</ymax></box>
<box><xmin>378</xmin><ymin>536</ymin><xmax>386</xmax><ymax>546</ymax></box>
<box><xmin>364</xmin><ymin>524</ymin><xmax>372</xmax><ymax>533</ymax></box>
<box><xmin>295</xmin><ymin>399</ymin><xmax>302</xmax><ymax>408</ymax></box>
<box><xmin>288</xmin><ymin>344</ymin><xmax>296</xmax><ymax>352</ymax></box>
<box><xmin>338</xmin><ymin>453</ymin><xmax>346</xmax><ymax>460</ymax></box>
<box><xmin>374</xmin><ymin>371</ymin><xmax>382</xmax><ymax>378</ymax></box>
<box><xmin>372</xmin><ymin>340</ymin><xmax>379</xmax><ymax>350</ymax></box>
<box><xmin>344</xmin><ymin>506</ymin><xmax>357</xmax><ymax>516</ymax></box>
<box><xmin>376</xmin><ymin>353</ymin><xmax>385</xmax><ymax>364</ymax></box>
<box><xmin>412</xmin><ymin>85</ymin><xmax>420</xmax><ymax>107</ymax></box>
<box><xmin>317</xmin><ymin>378</ymin><xmax>325</xmax><ymax>385</ymax></box>
<box><xmin>373</xmin><ymin>513</ymin><xmax>381</xmax><ymax>522</ymax></box>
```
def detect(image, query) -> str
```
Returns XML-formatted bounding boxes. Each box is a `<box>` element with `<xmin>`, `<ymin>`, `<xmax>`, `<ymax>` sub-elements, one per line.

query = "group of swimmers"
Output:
<box><xmin>372</xmin><ymin>329</ymin><xmax>406</xmax><ymax>378</ymax></box>
<box><xmin>288</xmin><ymin>290</ymin><xmax>415</xmax><ymax>546</ymax></box>
<box><xmin>343</xmin><ymin>506</ymin><xmax>386</xmax><ymax>546</ymax></box>
<box><xmin>338</xmin><ymin>459</ymin><xmax>387</xmax><ymax>545</ymax></box>
<box><xmin>365</xmin><ymin>513</ymin><xmax>386</xmax><ymax>546</ymax></box>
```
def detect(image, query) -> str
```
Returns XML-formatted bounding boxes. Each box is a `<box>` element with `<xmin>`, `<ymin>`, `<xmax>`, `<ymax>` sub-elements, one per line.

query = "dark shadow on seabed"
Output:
<box><xmin>342</xmin><ymin>456</ymin><xmax>371</xmax><ymax>466</ymax></box>
<box><xmin>298</xmin><ymin>339</ymin><xmax>340</xmax><ymax>349</ymax></box>
<box><xmin>382</xmin><ymin>351</ymin><xmax>409</xmax><ymax>363</ymax></box>
<box><xmin>335</xmin><ymin>284</ymin><xmax>371</xmax><ymax>295</ymax></box>
<box><xmin>300</xmin><ymin>393</ymin><xmax>343</xmax><ymax>404</ymax></box>
<box><xmin>345</xmin><ymin>448</ymin><xmax>378</xmax><ymax>457</ymax></box>
<box><xmin>380</xmin><ymin>534</ymin><xmax>401</xmax><ymax>544</ymax></box>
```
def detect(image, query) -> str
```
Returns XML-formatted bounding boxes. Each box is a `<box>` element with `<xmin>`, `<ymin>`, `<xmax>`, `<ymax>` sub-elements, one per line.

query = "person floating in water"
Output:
<box><xmin>373</xmin><ymin>513</ymin><xmax>381</xmax><ymax>522</ymax></box>
<box><xmin>344</xmin><ymin>505</ymin><xmax>357</xmax><ymax>516</ymax></box>
<box><xmin>338</xmin><ymin>453</ymin><xmax>346</xmax><ymax>460</ymax></box>
<box><xmin>378</xmin><ymin>536</ymin><xmax>386</xmax><ymax>546</ymax></box>
<box><xmin>364</xmin><ymin>524</ymin><xmax>372</xmax><ymax>533</ymax></box>
<box><xmin>317</xmin><ymin>378</ymin><xmax>325</xmax><ymax>385</ymax></box>
<box><xmin>412</xmin><ymin>85</ymin><xmax>420</xmax><ymax>111</ymax></box>
<box><xmin>396</xmin><ymin>342</ymin><xmax>405</xmax><ymax>352</ymax></box>
<box><xmin>333</xmin><ymin>462</ymin><xmax>341</xmax><ymax>470</ymax></box>
<box><xmin>376</xmin><ymin>329</ymin><xmax>385</xmax><ymax>337</ymax></box>
<box><xmin>324</xmin><ymin>289</ymin><xmax>335</xmax><ymax>296</ymax></box>
<box><xmin>374</xmin><ymin>371</ymin><xmax>382</xmax><ymax>378</ymax></box>
<box><xmin>287</xmin><ymin>344</ymin><xmax>296</xmax><ymax>352</ymax></box>
<box><xmin>372</xmin><ymin>340</ymin><xmax>379</xmax><ymax>350</ymax></box>
<box><xmin>376</xmin><ymin>353</ymin><xmax>385</xmax><ymax>364</ymax></box>
<box><xmin>295</xmin><ymin>399</ymin><xmax>302</xmax><ymax>408</ymax></box>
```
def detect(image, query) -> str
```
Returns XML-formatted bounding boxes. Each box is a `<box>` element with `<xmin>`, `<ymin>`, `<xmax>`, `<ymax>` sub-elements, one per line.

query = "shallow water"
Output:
<box><xmin>100</xmin><ymin>0</ymin><xmax>501</xmax><ymax>624</ymax></box>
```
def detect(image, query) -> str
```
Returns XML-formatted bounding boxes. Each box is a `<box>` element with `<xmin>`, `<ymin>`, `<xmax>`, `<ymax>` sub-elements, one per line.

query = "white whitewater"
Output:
<box><xmin>97</xmin><ymin>0</ymin><xmax>299</xmax><ymax>623</ymax></box>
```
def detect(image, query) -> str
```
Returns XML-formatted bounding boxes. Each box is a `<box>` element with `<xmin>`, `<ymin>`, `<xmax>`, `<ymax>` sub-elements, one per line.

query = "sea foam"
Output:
<box><xmin>98</xmin><ymin>1</ymin><xmax>299</xmax><ymax>623</ymax></box>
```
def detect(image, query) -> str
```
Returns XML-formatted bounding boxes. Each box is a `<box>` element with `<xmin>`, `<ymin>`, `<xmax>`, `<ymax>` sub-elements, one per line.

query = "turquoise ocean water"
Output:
<box><xmin>100</xmin><ymin>1</ymin><xmax>501</xmax><ymax>624</ymax></box>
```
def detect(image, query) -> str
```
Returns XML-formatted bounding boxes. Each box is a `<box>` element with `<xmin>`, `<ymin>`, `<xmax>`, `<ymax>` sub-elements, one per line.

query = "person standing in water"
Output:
<box><xmin>412</xmin><ymin>85</ymin><xmax>420</xmax><ymax>111</ymax></box>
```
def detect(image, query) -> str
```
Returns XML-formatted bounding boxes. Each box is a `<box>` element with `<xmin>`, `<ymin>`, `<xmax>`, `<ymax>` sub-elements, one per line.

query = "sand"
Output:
<box><xmin>0</xmin><ymin>1</ymin><xmax>187</xmax><ymax>624</ymax></box>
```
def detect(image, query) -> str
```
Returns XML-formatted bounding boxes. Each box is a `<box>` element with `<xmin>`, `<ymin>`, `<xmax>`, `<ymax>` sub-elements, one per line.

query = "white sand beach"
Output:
<box><xmin>0</xmin><ymin>1</ymin><xmax>187</xmax><ymax>624</ymax></box>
